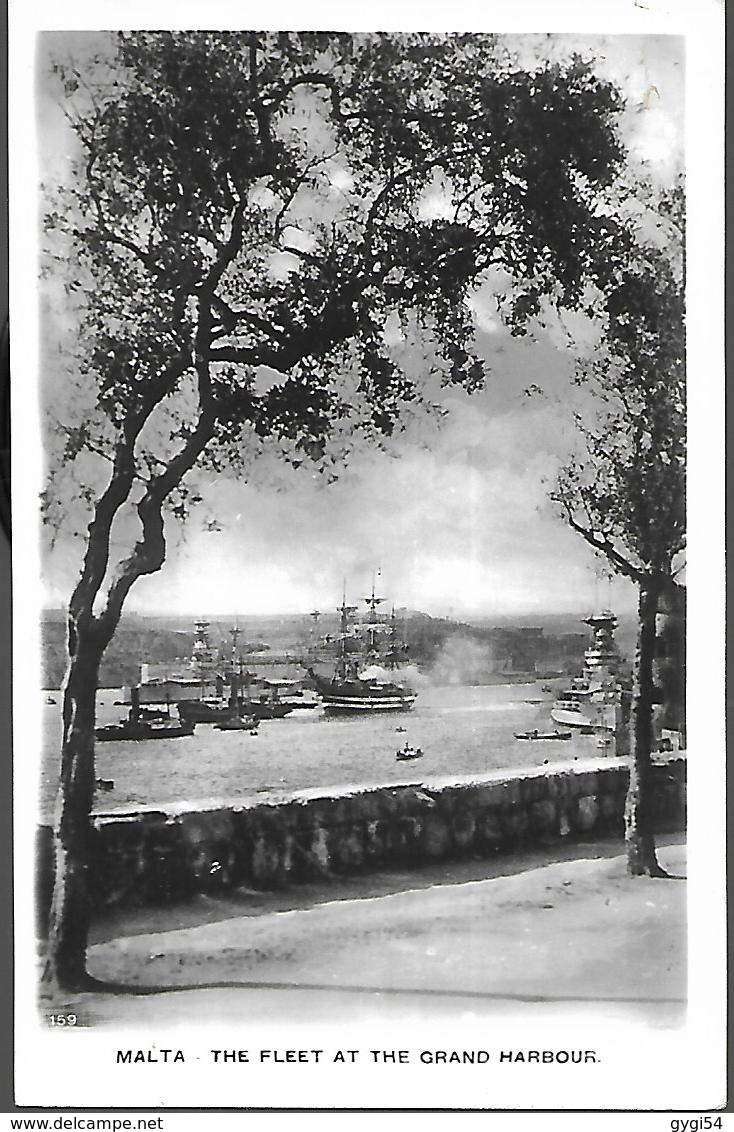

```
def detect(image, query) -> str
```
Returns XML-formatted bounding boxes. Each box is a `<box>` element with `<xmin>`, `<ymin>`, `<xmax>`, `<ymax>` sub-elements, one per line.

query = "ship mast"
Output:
<box><xmin>385</xmin><ymin>606</ymin><xmax>407</xmax><ymax>670</ymax></box>
<box><xmin>228</xmin><ymin>624</ymin><xmax>241</xmax><ymax>707</ymax></box>
<box><xmin>361</xmin><ymin>574</ymin><xmax>386</xmax><ymax>664</ymax></box>
<box><xmin>229</xmin><ymin>624</ymin><xmax>241</xmax><ymax>662</ymax></box>
<box><xmin>336</xmin><ymin>582</ymin><xmax>358</xmax><ymax>679</ymax></box>
<box><xmin>191</xmin><ymin>618</ymin><xmax>216</xmax><ymax>693</ymax></box>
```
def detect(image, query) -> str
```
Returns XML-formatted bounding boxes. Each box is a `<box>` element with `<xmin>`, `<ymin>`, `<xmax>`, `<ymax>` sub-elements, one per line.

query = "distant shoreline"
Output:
<box><xmin>41</xmin><ymin>673</ymin><xmax>564</xmax><ymax>694</ymax></box>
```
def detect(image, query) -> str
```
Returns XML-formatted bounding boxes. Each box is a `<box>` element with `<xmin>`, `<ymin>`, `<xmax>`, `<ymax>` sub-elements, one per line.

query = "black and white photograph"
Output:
<box><xmin>9</xmin><ymin>0</ymin><xmax>725</xmax><ymax>1115</ymax></box>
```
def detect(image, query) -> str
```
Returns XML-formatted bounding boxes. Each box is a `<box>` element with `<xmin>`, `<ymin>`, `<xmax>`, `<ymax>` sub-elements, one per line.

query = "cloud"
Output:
<box><xmin>42</xmin><ymin>306</ymin><xmax>626</xmax><ymax>620</ymax></box>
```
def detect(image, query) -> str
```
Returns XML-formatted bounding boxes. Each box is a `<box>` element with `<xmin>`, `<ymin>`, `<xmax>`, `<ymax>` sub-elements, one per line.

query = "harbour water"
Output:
<box><xmin>39</xmin><ymin>681</ymin><xmax>607</xmax><ymax>820</ymax></box>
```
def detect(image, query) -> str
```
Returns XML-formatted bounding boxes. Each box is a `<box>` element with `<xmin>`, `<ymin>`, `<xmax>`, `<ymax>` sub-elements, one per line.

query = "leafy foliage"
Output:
<box><xmin>41</xmin><ymin>31</ymin><xmax>638</xmax><ymax>641</ymax></box>
<box><xmin>47</xmin><ymin>33</ymin><xmax>628</xmax><ymax>477</ymax></box>
<box><xmin>552</xmin><ymin>203</ymin><xmax>685</xmax><ymax>581</ymax></box>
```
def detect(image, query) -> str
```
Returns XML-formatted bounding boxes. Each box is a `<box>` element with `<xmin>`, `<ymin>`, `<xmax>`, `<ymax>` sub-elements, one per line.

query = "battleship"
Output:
<box><xmin>549</xmin><ymin>611</ymin><xmax>625</xmax><ymax>732</ymax></box>
<box><xmin>132</xmin><ymin>621</ymin><xmax>302</xmax><ymax>724</ymax></box>
<box><xmin>307</xmin><ymin>583</ymin><xmax>417</xmax><ymax>713</ymax></box>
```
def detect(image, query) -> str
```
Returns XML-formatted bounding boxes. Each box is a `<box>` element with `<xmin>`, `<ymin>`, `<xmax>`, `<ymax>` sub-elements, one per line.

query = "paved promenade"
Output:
<box><xmin>75</xmin><ymin>837</ymin><xmax>686</xmax><ymax>1028</ymax></box>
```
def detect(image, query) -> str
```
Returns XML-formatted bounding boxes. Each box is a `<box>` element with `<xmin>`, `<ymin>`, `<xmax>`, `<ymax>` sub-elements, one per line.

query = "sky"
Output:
<box><xmin>37</xmin><ymin>32</ymin><xmax>685</xmax><ymax>622</ymax></box>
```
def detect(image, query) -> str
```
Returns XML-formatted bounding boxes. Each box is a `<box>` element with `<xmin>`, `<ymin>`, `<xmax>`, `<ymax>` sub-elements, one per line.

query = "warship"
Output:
<box><xmin>307</xmin><ymin>583</ymin><xmax>417</xmax><ymax>713</ymax></box>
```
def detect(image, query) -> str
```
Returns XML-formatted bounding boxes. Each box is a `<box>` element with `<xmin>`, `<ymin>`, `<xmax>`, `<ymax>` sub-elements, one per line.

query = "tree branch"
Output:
<box><xmin>202</xmin><ymin>202</ymin><xmax>246</xmax><ymax>293</ymax></box>
<box><xmin>268</xmin><ymin>70</ymin><xmax>361</xmax><ymax>123</ymax></box>
<box><xmin>67</xmin><ymin>437</ymin><xmax>138</xmax><ymax>633</ymax></box>
<box><xmin>564</xmin><ymin>509</ymin><xmax>641</xmax><ymax>582</ymax></box>
<box><xmin>96</xmin><ymin>408</ymin><xmax>216</xmax><ymax>637</ymax></box>
<box><xmin>248</xmin><ymin>34</ymin><xmax>273</xmax><ymax>166</ymax></box>
<box><xmin>210</xmin><ymin>294</ymin><xmax>287</xmax><ymax>343</ymax></box>
<box><xmin>273</xmin><ymin>149</ymin><xmax>339</xmax><ymax>238</ymax></box>
<box><xmin>93</xmin><ymin>250</ymin><xmax>224</xmax><ymax>641</ymax></box>
<box><xmin>84</xmin><ymin>143</ymin><xmax>154</xmax><ymax>271</ymax></box>
<box><xmin>67</xmin><ymin>351</ymin><xmax>191</xmax><ymax>636</ymax></box>
<box><xmin>279</xmin><ymin>243</ymin><xmax>324</xmax><ymax>268</ymax></box>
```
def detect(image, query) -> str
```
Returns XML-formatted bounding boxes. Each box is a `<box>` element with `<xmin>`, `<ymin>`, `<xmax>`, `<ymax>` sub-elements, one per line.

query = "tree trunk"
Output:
<box><xmin>655</xmin><ymin>579</ymin><xmax>686</xmax><ymax>738</ymax></box>
<box><xmin>624</xmin><ymin>578</ymin><xmax>665</xmax><ymax>876</ymax></box>
<box><xmin>41</xmin><ymin>621</ymin><xmax>103</xmax><ymax>992</ymax></box>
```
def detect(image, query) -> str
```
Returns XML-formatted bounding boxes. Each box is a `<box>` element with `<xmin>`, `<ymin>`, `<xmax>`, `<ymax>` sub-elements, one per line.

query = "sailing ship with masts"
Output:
<box><xmin>307</xmin><ymin>581</ymin><xmax>417</xmax><ymax>713</ymax></box>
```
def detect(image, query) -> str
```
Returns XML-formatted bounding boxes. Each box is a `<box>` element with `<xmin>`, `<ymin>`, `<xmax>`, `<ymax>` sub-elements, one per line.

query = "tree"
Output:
<box><xmin>552</xmin><ymin>197</ymin><xmax>685</xmax><ymax>877</ymax></box>
<box><xmin>42</xmin><ymin>30</ymin><xmax>631</xmax><ymax>990</ymax></box>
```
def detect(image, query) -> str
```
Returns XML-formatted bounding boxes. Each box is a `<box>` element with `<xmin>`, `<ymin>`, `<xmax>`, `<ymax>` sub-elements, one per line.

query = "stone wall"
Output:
<box><xmin>37</xmin><ymin>757</ymin><xmax>685</xmax><ymax>925</ymax></box>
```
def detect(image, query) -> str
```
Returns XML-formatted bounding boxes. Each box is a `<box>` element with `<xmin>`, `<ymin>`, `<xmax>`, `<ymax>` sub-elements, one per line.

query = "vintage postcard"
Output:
<box><xmin>9</xmin><ymin>0</ymin><xmax>726</xmax><ymax>1116</ymax></box>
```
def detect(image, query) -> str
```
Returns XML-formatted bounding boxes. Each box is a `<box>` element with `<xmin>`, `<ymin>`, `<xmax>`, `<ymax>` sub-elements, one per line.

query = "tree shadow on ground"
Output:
<box><xmin>50</xmin><ymin>973</ymin><xmax>687</xmax><ymax>1008</ymax></box>
<box><xmin>89</xmin><ymin>833</ymin><xmax>685</xmax><ymax>946</ymax></box>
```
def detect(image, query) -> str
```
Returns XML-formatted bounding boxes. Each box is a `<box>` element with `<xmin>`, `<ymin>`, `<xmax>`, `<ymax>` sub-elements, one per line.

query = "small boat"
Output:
<box><xmin>95</xmin><ymin>718</ymin><xmax>196</xmax><ymax>742</ymax></box>
<box><xmin>178</xmin><ymin>698</ymin><xmax>241</xmax><ymax>724</ymax></box>
<box><xmin>214</xmin><ymin>716</ymin><xmax>259</xmax><ymax>733</ymax></box>
<box><xmin>137</xmin><ymin>706</ymin><xmax>170</xmax><ymax>722</ymax></box>
<box><xmin>396</xmin><ymin>742</ymin><xmax>423</xmax><ymax>762</ymax></box>
<box><xmin>46</xmin><ymin>695</ymin><xmax>57</xmax><ymax>705</ymax></box>
<box><xmin>264</xmin><ymin>682</ymin><xmax>321</xmax><ymax>710</ymax></box>
<box><xmin>514</xmin><ymin>729</ymin><xmax>572</xmax><ymax>741</ymax></box>
<box><xmin>250</xmin><ymin>700</ymin><xmax>293</xmax><ymax>720</ymax></box>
